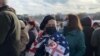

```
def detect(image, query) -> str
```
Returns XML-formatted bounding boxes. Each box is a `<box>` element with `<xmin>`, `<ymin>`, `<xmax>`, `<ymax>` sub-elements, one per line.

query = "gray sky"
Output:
<box><xmin>8</xmin><ymin>0</ymin><xmax>100</xmax><ymax>15</ymax></box>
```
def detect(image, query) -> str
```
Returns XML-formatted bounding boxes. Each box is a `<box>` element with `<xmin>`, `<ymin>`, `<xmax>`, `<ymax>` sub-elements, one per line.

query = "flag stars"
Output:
<box><xmin>51</xmin><ymin>37</ymin><xmax>55</xmax><ymax>40</ymax></box>
<box><xmin>57</xmin><ymin>41</ymin><xmax>60</xmax><ymax>44</ymax></box>
<box><xmin>57</xmin><ymin>35</ymin><xmax>60</xmax><ymax>38</ymax></box>
<box><xmin>62</xmin><ymin>41</ymin><xmax>65</xmax><ymax>44</ymax></box>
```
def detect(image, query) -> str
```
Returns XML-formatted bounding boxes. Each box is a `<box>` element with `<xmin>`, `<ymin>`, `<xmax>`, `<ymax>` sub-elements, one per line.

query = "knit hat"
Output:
<box><xmin>40</xmin><ymin>15</ymin><xmax>55</xmax><ymax>30</ymax></box>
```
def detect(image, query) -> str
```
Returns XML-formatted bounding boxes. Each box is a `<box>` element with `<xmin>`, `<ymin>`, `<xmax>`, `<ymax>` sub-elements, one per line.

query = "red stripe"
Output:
<box><xmin>29</xmin><ymin>48</ymin><xmax>37</xmax><ymax>53</ymax></box>
<box><xmin>51</xmin><ymin>45</ymin><xmax>63</xmax><ymax>55</ymax></box>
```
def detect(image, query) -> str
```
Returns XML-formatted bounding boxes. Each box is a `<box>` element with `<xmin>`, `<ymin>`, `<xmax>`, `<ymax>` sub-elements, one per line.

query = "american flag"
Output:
<box><xmin>45</xmin><ymin>32</ymin><xmax>69</xmax><ymax>56</ymax></box>
<box><xmin>26</xmin><ymin>32</ymin><xmax>69</xmax><ymax>56</ymax></box>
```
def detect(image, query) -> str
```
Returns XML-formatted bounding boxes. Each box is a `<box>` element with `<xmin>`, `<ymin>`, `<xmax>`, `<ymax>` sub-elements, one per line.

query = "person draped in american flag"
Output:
<box><xmin>26</xmin><ymin>32</ymin><xmax>69</xmax><ymax>56</ymax></box>
<box><xmin>26</xmin><ymin>15</ymin><xmax>69</xmax><ymax>56</ymax></box>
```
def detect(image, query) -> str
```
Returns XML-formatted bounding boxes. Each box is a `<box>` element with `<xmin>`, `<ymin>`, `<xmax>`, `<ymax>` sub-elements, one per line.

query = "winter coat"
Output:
<box><xmin>63</xmin><ymin>29</ymin><xmax>86</xmax><ymax>56</ymax></box>
<box><xmin>0</xmin><ymin>5</ymin><xmax>21</xmax><ymax>56</ymax></box>
<box><xmin>91</xmin><ymin>28</ymin><xmax>100</xmax><ymax>56</ymax></box>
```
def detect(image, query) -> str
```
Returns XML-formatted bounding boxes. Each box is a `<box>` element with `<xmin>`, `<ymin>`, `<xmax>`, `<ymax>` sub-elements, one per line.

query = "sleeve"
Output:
<box><xmin>0</xmin><ymin>12</ymin><xmax>11</xmax><ymax>45</ymax></box>
<box><xmin>91</xmin><ymin>30</ymin><xmax>99</xmax><ymax>47</ymax></box>
<box><xmin>25</xmin><ymin>29</ymin><xmax>37</xmax><ymax>51</ymax></box>
<box><xmin>75</xmin><ymin>32</ymin><xmax>86</xmax><ymax>56</ymax></box>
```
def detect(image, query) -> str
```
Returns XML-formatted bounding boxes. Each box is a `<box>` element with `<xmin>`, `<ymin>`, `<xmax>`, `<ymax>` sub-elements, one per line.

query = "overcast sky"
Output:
<box><xmin>7</xmin><ymin>0</ymin><xmax>100</xmax><ymax>15</ymax></box>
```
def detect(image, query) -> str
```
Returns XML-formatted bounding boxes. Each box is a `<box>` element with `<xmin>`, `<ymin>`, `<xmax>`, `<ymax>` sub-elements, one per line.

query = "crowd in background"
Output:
<box><xmin>0</xmin><ymin>0</ymin><xmax>100</xmax><ymax>56</ymax></box>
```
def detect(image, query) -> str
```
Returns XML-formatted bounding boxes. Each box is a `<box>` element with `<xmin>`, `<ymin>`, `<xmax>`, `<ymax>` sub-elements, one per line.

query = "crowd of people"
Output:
<box><xmin>0</xmin><ymin>0</ymin><xmax>100</xmax><ymax>56</ymax></box>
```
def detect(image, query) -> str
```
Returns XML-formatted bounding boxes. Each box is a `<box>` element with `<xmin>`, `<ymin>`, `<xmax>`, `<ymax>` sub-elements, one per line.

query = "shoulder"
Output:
<box><xmin>4</xmin><ymin>11</ymin><xmax>16</xmax><ymax>16</ymax></box>
<box><xmin>74</xmin><ymin>29</ymin><xmax>84</xmax><ymax>34</ymax></box>
<box><xmin>0</xmin><ymin>11</ymin><xmax>8</xmax><ymax>16</ymax></box>
<box><xmin>69</xmin><ymin>29</ymin><xmax>83</xmax><ymax>34</ymax></box>
<box><xmin>94</xmin><ymin>28</ymin><xmax>100</xmax><ymax>32</ymax></box>
<box><xmin>93</xmin><ymin>28</ymin><xmax>100</xmax><ymax>35</ymax></box>
<box><xmin>0</xmin><ymin>11</ymin><xmax>12</xmax><ymax>22</ymax></box>
<box><xmin>0</xmin><ymin>11</ymin><xmax>17</xmax><ymax>21</ymax></box>
<box><xmin>73</xmin><ymin>30</ymin><xmax>84</xmax><ymax>39</ymax></box>
<box><xmin>0</xmin><ymin>11</ymin><xmax>14</xmax><ymax>15</ymax></box>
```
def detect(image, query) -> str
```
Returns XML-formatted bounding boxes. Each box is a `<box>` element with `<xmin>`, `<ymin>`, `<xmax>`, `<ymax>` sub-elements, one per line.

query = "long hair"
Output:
<box><xmin>67</xmin><ymin>14</ymin><xmax>83</xmax><ymax>31</ymax></box>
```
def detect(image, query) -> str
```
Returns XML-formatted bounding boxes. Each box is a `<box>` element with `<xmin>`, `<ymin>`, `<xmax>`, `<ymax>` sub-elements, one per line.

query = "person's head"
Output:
<box><xmin>27</xmin><ymin>20</ymin><xmax>36</xmax><ymax>30</ymax></box>
<box><xmin>81</xmin><ymin>17</ymin><xmax>92</xmax><ymax>27</ymax></box>
<box><xmin>67</xmin><ymin>14</ymin><xmax>83</xmax><ymax>31</ymax></box>
<box><xmin>40</xmin><ymin>15</ymin><xmax>57</xmax><ymax>30</ymax></box>
<box><xmin>40</xmin><ymin>15</ymin><xmax>57</xmax><ymax>35</ymax></box>
<box><xmin>93</xmin><ymin>22</ymin><xmax>100</xmax><ymax>29</ymax></box>
<box><xmin>0</xmin><ymin>0</ymin><xmax>6</xmax><ymax>6</ymax></box>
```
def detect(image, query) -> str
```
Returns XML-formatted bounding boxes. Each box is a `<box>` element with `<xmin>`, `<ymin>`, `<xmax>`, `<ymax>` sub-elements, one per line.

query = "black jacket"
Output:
<box><xmin>81</xmin><ymin>17</ymin><xmax>94</xmax><ymax>56</ymax></box>
<box><xmin>0</xmin><ymin>5</ymin><xmax>20</xmax><ymax>56</ymax></box>
<box><xmin>83</xmin><ymin>27</ymin><xmax>94</xmax><ymax>56</ymax></box>
<box><xmin>26</xmin><ymin>28</ymin><xmax>36</xmax><ymax>51</ymax></box>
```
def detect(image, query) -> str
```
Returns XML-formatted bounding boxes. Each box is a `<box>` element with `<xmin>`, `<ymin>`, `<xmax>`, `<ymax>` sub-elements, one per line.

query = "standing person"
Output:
<box><xmin>81</xmin><ymin>17</ymin><xmax>94</xmax><ymax>56</ymax></box>
<box><xmin>25</xmin><ymin>20</ymin><xmax>38</xmax><ymax>54</ymax></box>
<box><xmin>63</xmin><ymin>14</ymin><xmax>86</xmax><ymax>56</ymax></box>
<box><xmin>91</xmin><ymin>28</ymin><xmax>100</xmax><ymax>56</ymax></box>
<box><xmin>0</xmin><ymin>0</ymin><xmax>21</xmax><ymax>56</ymax></box>
<box><xmin>26</xmin><ymin>15</ymin><xmax>69</xmax><ymax>56</ymax></box>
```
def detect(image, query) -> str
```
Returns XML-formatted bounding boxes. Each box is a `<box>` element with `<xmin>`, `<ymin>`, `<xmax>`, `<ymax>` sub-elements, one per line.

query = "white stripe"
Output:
<box><xmin>36</xmin><ymin>39</ymin><xmax>46</xmax><ymax>48</ymax></box>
